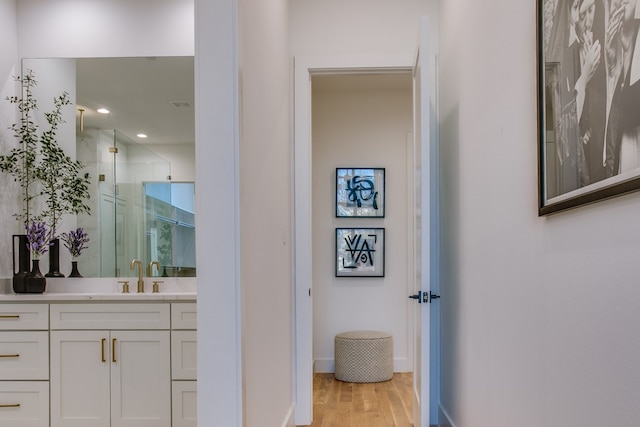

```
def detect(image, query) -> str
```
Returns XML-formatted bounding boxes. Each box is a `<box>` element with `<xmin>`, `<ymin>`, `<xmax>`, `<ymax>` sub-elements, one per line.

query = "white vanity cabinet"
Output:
<box><xmin>0</xmin><ymin>304</ymin><xmax>49</xmax><ymax>427</ymax></box>
<box><xmin>170</xmin><ymin>303</ymin><xmax>197</xmax><ymax>427</ymax></box>
<box><xmin>50</xmin><ymin>304</ymin><xmax>171</xmax><ymax>427</ymax></box>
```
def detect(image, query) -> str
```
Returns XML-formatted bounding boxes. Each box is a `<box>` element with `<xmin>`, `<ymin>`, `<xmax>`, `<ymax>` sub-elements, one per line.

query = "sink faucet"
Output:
<box><xmin>147</xmin><ymin>260</ymin><xmax>160</xmax><ymax>277</ymax></box>
<box><xmin>130</xmin><ymin>259</ymin><xmax>144</xmax><ymax>293</ymax></box>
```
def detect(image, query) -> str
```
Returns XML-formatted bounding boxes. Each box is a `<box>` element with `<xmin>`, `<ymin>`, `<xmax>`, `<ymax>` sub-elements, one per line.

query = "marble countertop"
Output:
<box><xmin>0</xmin><ymin>277</ymin><xmax>197</xmax><ymax>302</ymax></box>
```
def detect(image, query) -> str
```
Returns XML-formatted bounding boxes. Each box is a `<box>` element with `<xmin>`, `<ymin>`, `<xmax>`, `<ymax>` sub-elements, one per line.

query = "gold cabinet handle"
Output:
<box><xmin>101</xmin><ymin>338</ymin><xmax>106</xmax><ymax>363</ymax></box>
<box><xmin>112</xmin><ymin>338</ymin><xmax>117</xmax><ymax>363</ymax></box>
<box><xmin>0</xmin><ymin>315</ymin><xmax>19</xmax><ymax>319</ymax></box>
<box><xmin>0</xmin><ymin>354</ymin><xmax>19</xmax><ymax>358</ymax></box>
<box><xmin>0</xmin><ymin>403</ymin><xmax>20</xmax><ymax>408</ymax></box>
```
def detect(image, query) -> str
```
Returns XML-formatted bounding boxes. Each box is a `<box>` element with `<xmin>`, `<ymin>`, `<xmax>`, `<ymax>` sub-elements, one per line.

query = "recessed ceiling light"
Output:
<box><xmin>97</xmin><ymin>108</ymin><xmax>110</xmax><ymax>114</ymax></box>
<box><xmin>137</xmin><ymin>133</ymin><xmax>148</xmax><ymax>138</ymax></box>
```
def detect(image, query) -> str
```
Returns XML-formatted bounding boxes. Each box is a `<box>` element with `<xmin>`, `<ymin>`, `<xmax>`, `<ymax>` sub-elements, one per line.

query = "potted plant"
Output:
<box><xmin>24</xmin><ymin>221</ymin><xmax>52</xmax><ymax>293</ymax></box>
<box><xmin>0</xmin><ymin>70</ymin><xmax>91</xmax><ymax>288</ymax></box>
<box><xmin>61</xmin><ymin>227</ymin><xmax>90</xmax><ymax>277</ymax></box>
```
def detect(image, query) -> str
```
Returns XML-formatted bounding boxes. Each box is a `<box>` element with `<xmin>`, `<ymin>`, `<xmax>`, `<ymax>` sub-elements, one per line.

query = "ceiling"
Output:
<box><xmin>76</xmin><ymin>56</ymin><xmax>195</xmax><ymax>145</ymax></box>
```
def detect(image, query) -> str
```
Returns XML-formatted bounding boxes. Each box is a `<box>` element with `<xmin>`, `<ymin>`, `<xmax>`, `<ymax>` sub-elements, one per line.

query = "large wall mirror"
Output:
<box><xmin>22</xmin><ymin>56</ymin><xmax>195</xmax><ymax>278</ymax></box>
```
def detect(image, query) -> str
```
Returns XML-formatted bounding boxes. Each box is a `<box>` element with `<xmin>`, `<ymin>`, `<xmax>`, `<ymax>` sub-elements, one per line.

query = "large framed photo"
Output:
<box><xmin>538</xmin><ymin>0</ymin><xmax>640</xmax><ymax>215</ymax></box>
<box><xmin>336</xmin><ymin>168</ymin><xmax>385</xmax><ymax>217</ymax></box>
<box><xmin>335</xmin><ymin>228</ymin><xmax>385</xmax><ymax>277</ymax></box>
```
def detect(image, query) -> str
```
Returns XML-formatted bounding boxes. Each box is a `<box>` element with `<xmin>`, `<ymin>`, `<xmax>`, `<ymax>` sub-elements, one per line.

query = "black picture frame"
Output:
<box><xmin>537</xmin><ymin>0</ymin><xmax>640</xmax><ymax>215</ymax></box>
<box><xmin>336</xmin><ymin>168</ymin><xmax>385</xmax><ymax>218</ymax></box>
<box><xmin>335</xmin><ymin>228</ymin><xmax>385</xmax><ymax>277</ymax></box>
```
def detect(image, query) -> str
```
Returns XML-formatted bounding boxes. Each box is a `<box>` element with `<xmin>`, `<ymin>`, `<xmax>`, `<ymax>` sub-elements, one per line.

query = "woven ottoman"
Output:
<box><xmin>334</xmin><ymin>330</ymin><xmax>393</xmax><ymax>383</ymax></box>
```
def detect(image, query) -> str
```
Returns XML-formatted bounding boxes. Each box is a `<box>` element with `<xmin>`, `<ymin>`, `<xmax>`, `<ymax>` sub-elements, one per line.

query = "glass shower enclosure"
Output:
<box><xmin>77</xmin><ymin>129</ymin><xmax>195</xmax><ymax>278</ymax></box>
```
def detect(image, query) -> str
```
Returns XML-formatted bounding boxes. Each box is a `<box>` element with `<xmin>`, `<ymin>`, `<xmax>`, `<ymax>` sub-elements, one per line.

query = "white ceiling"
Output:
<box><xmin>76</xmin><ymin>56</ymin><xmax>194</xmax><ymax>145</ymax></box>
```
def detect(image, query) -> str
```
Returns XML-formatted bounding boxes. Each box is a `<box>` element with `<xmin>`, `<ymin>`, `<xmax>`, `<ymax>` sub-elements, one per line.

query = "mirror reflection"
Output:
<box><xmin>22</xmin><ymin>57</ymin><xmax>196</xmax><ymax>278</ymax></box>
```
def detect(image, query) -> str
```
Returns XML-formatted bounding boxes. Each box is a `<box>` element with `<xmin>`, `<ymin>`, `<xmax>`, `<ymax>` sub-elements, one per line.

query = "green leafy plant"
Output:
<box><xmin>0</xmin><ymin>70</ymin><xmax>91</xmax><ymax>236</ymax></box>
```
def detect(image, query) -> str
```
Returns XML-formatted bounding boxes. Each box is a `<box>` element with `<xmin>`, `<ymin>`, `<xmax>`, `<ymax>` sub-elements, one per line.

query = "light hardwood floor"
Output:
<box><xmin>299</xmin><ymin>373</ymin><xmax>414</xmax><ymax>427</ymax></box>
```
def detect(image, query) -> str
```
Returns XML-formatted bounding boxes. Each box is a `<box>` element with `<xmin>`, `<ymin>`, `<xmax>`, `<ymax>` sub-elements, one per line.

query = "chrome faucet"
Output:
<box><xmin>147</xmin><ymin>260</ymin><xmax>160</xmax><ymax>277</ymax></box>
<box><xmin>130</xmin><ymin>259</ymin><xmax>144</xmax><ymax>293</ymax></box>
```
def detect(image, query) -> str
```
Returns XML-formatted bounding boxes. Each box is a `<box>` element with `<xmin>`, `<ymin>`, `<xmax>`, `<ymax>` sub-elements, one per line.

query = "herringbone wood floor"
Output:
<box><xmin>298</xmin><ymin>373</ymin><xmax>414</xmax><ymax>427</ymax></box>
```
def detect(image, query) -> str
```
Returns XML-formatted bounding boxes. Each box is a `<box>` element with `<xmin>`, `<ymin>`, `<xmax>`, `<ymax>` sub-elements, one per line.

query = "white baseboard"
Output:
<box><xmin>314</xmin><ymin>357</ymin><xmax>411</xmax><ymax>373</ymax></box>
<box><xmin>281</xmin><ymin>403</ymin><xmax>295</xmax><ymax>427</ymax></box>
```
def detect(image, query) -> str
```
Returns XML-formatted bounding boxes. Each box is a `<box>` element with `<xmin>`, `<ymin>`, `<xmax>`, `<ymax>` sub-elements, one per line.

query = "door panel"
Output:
<box><xmin>413</xmin><ymin>15</ymin><xmax>439</xmax><ymax>427</ymax></box>
<box><xmin>50</xmin><ymin>330</ymin><xmax>110</xmax><ymax>427</ymax></box>
<box><xmin>110</xmin><ymin>330</ymin><xmax>171</xmax><ymax>427</ymax></box>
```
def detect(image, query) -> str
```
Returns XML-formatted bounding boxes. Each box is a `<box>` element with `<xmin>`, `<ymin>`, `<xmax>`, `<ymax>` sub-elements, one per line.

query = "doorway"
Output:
<box><xmin>293</xmin><ymin>55</ymin><xmax>421</xmax><ymax>426</ymax></box>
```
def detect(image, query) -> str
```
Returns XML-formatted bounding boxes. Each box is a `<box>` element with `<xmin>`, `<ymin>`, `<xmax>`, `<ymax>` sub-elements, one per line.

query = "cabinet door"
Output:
<box><xmin>110</xmin><ymin>330</ymin><xmax>171</xmax><ymax>427</ymax></box>
<box><xmin>50</xmin><ymin>330</ymin><xmax>111</xmax><ymax>427</ymax></box>
<box><xmin>172</xmin><ymin>381</ymin><xmax>197</xmax><ymax>427</ymax></box>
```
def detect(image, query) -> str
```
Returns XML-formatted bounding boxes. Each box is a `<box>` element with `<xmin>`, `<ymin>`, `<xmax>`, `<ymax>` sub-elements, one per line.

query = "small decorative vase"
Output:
<box><xmin>25</xmin><ymin>259</ymin><xmax>46</xmax><ymax>294</ymax></box>
<box><xmin>12</xmin><ymin>234</ymin><xmax>31</xmax><ymax>294</ymax></box>
<box><xmin>45</xmin><ymin>238</ymin><xmax>65</xmax><ymax>278</ymax></box>
<box><xmin>69</xmin><ymin>260</ymin><xmax>83</xmax><ymax>278</ymax></box>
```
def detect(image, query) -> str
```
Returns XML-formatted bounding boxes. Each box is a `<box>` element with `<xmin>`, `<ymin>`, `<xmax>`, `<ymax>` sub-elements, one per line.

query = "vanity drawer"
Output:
<box><xmin>0</xmin><ymin>304</ymin><xmax>48</xmax><ymax>330</ymax></box>
<box><xmin>172</xmin><ymin>381</ymin><xmax>197</xmax><ymax>427</ymax></box>
<box><xmin>171</xmin><ymin>331</ymin><xmax>197</xmax><ymax>380</ymax></box>
<box><xmin>0</xmin><ymin>331</ymin><xmax>48</xmax><ymax>380</ymax></box>
<box><xmin>50</xmin><ymin>303</ymin><xmax>170</xmax><ymax>330</ymax></box>
<box><xmin>0</xmin><ymin>381</ymin><xmax>49</xmax><ymax>427</ymax></box>
<box><xmin>171</xmin><ymin>303</ymin><xmax>197</xmax><ymax>330</ymax></box>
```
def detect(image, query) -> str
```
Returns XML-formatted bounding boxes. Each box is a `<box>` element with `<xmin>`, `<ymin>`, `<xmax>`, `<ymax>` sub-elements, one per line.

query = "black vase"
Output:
<box><xmin>69</xmin><ymin>261</ymin><xmax>83</xmax><ymax>278</ymax></box>
<box><xmin>46</xmin><ymin>238</ymin><xmax>65</xmax><ymax>278</ymax></box>
<box><xmin>12</xmin><ymin>234</ymin><xmax>31</xmax><ymax>294</ymax></box>
<box><xmin>25</xmin><ymin>259</ymin><xmax>46</xmax><ymax>294</ymax></box>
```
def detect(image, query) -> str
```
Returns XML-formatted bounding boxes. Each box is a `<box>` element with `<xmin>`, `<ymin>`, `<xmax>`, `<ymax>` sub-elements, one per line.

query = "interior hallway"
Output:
<box><xmin>301</xmin><ymin>373</ymin><xmax>414</xmax><ymax>427</ymax></box>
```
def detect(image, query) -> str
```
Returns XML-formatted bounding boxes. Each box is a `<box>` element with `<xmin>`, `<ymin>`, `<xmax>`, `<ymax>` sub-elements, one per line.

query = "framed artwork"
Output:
<box><xmin>335</xmin><ymin>228</ymin><xmax>385</xmax><ymax>277</ymax></box>
<box><xmin>336</xmin><ymin>168</ymin><xmax>385</xmax><ymax>217</ymax></box>
<box><xmin>537</xmin><ymin>0</ymin><xmax>640</xmax><ymax>215</ymax></box>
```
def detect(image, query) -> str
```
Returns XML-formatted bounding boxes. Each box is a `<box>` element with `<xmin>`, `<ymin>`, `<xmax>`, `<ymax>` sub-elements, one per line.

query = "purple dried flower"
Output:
<box><xmin>61</xmin><ymin>228</ymin><xmax>90</xmax><ymax>259</ymax></box>
<box><xmin>25</xmin><ymin>221</ymin><xmax>52</xmax><ymax>259</ymax></box>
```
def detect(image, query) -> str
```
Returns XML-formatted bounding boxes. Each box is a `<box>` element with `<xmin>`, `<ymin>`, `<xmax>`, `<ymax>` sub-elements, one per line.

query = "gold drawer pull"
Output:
<box><xmin>0</xmin><ymin>403</ymin><xmax>20</xmax><ymax>408</ymax></box>
<box><xmin>112</xmin><ymin>338</ymin><xmax>117</xmax><ymax>363</ymax></box>
<box><xmin>0</xmin><ymin>315</ymin><xmax>20</xmax><ymax>319</ymax></box>
<box><xmin>101</xmin><ymin>338</ymin><xmax>106</xmax><ymax>363</ymax></box>
<box><xmin>0</xmin><ymin>354</ymin><xmax>19</xmax><ymax>358</ymax></box>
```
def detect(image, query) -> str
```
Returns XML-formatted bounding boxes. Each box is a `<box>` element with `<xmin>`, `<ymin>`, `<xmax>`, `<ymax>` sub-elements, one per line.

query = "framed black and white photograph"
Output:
<box><xmin>336</xmin><ymin>167</ymin><xmax>385</xmax><ymax>217</ymax></box>
<box><xmin>538</xmin><ymin>0</ymin><xmax>640</xmax><ymax>215</ymax></box>
<box><xmin>335</xmin><ymin>228</ymin><xmax>385</xmax><ymax>277</ymax></box>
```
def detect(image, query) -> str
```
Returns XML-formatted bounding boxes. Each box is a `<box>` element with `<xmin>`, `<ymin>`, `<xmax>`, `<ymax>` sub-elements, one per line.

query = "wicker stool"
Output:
<box><xmin>334</xmin><ymin>330</ymin><xmax>393</xmax><ymax>383</ymax></box>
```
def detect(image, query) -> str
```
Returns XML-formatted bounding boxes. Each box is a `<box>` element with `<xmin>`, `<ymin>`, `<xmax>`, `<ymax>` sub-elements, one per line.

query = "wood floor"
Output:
<box><xmin>299</xmin><ymin>372</ymin><xmax>414</xmax><ymax>427</ymax></box>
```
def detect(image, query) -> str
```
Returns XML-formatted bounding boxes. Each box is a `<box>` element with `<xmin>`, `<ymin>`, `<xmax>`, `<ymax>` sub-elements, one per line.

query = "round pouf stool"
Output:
<box><xmin>334</xmin><ymin>330</ymin><xmax>393</xmax><ymax>383</ymax></box>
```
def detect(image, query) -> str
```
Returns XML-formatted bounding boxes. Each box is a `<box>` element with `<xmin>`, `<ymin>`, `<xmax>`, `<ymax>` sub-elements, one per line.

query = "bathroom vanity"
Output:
<box><xmin>0</xmin><ymin>278</ymin><xmax>196</xmax><ymax>427</ymax></box>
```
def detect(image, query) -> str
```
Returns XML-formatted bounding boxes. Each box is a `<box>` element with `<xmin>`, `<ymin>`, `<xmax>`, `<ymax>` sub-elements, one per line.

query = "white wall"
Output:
<box><xmin>290</xmin><ymin>0</ymin><xmax>436</xmax><ymax>56</ymax></box>
<box><xmin>147</xmin><ymin>144</ymin><xmax>195</xmax><ymax>182</ymax></box>
<box><xmin>438</xmin><ymin>1</ymin><xmax>640</xmax><ymax>426</ymax></box>
<box><xmin>17</xmin><ymin>0</ymin><xmax>194</xmax><ymax>58</ymax></box>
<box><xmin>238</xmin><ymin>0</ymin><xmax>294</xmax><ymax>425</ymax></box>
<box><xmin>311</xmin><ymin>82</ymin><xmax>413</xmax><ymax>373</ymax></box>
<box><xmin>0</xmin><ymin>0</ymin><xmax>19</xmax><ymax>279</ymax></box>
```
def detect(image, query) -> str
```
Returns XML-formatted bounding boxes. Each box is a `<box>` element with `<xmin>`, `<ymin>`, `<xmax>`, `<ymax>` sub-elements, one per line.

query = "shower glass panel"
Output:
<box><xmin>77</xmin><ymin>129</ymin><xmax>173</xmax><ymax>277</ymax></box>
<box><xmin>144</xmin><ymin>182</ymin><xmax>196</xmax><ymax>277</ymax></box>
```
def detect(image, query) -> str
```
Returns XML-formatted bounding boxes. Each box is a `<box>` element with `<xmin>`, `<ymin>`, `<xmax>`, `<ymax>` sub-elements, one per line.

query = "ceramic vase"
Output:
<box><xmin>69</xmin><ymin>260</ymin><xmax>83</xmax><ymax>278</ymax></box>
<box><xmin>46</xmin><ymin>238</ymin><xmax>65</xmax><ymax>278</ymax></box>
<box><xmin>25</xmin><ymin>259</ymin><xmax>46</xmax><ymax>294</ymax></box>
<box><xmin>12</xmin><ymin>234</ymin><xmax>31</xmax><ymax>294</ymax></box>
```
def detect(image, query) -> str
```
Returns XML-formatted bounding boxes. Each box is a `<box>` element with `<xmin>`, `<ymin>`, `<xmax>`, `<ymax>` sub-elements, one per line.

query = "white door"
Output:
<box><xmin>411</xmin><ymin>16</ymin><xmax>440</xmax><ymax>427</ymax></box>
<box><xmin>50</xmin><ymin>330</ymin><xmax>111</xmax><ymax>427</ymax></box>
<box><xmin>110</xmin><ymin>330</ymin><xmax>171</xmax><ymax>427</ymax></box>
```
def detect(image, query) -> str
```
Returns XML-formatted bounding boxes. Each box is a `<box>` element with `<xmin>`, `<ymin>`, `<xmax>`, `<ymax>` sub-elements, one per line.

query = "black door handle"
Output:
<box><xmin>408</xmin><ymin>291</ymin><xmax>422</xmax><ymax>303</ymax></box>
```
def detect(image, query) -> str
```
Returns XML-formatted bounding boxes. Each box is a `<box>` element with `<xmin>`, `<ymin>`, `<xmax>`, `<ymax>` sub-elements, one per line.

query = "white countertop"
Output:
<box><xmin>0</xmin><ymin>277</ymin><xmax>197</xmax><ymax>302</ymax></box>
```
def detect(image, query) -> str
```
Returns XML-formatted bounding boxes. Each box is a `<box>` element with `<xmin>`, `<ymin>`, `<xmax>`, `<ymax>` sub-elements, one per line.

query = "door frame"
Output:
<box><xmin>293</xmin><ymin>54</ymin><xmax>415</xmax><ymax>426</ymax></box>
